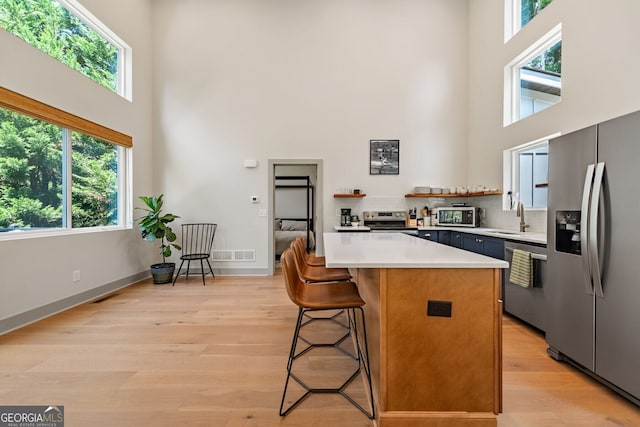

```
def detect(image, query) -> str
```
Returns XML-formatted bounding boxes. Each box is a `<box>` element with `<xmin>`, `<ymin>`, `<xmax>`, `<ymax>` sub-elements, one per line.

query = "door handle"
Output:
<box><xmin>590</xmin><ymin>162</ymin><xmax>605</xmax><ymax>298</ymax></box>
<box><xmin>580</xmin><ymin>164</ymin><xmax>595</xmax><ymax>295</ymax></box>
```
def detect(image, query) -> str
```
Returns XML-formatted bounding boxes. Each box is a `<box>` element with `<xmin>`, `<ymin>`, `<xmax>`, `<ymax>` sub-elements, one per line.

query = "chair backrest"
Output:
<box><xmin>281</xmin><ymin>249</ymin><xmax>303</xmax><ymax>307</ymax></box>
<box><xmin>292</xmin><ymin>236</ymin><xmax>306</xmax><ymax>257</ymax></box>
<box><xmin>294</xmin><ymin>234</ymin><xmax>311</xmax><ymax>252</ymax></box>
<box><xmin>290</xmin><ymin>238</ymin><xmax>310</xmax><ymax>273</ymax></box>
<box><xmin>181</xmin><ymin>223</ymin><xmax>217</xmax><ymax>257</ymax></box>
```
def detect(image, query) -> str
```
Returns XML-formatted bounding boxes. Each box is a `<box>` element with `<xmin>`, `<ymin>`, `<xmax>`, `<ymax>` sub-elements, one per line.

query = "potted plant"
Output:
<box><xmin>136</xmin><ymin>194</ymin><xmax>181</xmax><ymax>284</ymax></box>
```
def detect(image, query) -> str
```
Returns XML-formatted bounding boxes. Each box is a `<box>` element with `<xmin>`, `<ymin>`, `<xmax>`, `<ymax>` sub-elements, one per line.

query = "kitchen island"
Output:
<box><xmin>323</xmin><ymin>232</ymin><xmax>508</xmax><ymax>427</ymax></box>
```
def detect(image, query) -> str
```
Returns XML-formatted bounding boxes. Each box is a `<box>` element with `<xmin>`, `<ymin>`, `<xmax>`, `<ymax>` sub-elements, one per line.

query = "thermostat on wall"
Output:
<box><xmin>244</xmin><ymin>159</ymin><xmax>258</xmax><ymax>168</ymax></box>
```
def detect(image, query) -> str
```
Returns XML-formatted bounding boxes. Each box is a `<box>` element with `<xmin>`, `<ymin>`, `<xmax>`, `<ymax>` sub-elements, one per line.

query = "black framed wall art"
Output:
<box><xmin>369</xmin><ymin>139</ymin><xmax>399</xmax><ymax>175</ymax></box>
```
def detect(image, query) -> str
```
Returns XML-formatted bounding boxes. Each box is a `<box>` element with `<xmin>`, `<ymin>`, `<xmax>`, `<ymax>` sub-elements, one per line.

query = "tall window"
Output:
<box><xmin>503</xmin><ymin>136</ymin><xmax>555</xmax><ymax>210</ymax></box>
<box><xmin>0</xmin><ymin>110</ymin><xmax>63</xmax><ymax>229</ymax></box>
<box><xmin>71</xmin><ymin>132</ymin><xmax>119</xmax><ymax>228</ymax></box>
<box><xmin>517</xmin><ymin>144</ymin><xmax>548</xmax><ymax>208</ymax></box>
<box><xmin>0</xmin><ymin>0</ymin><xmax>130</xmax><ymax>98</ymax></box>
<box><xmin>519</xmin><ymin>0</ymin><xmax>554</xmax><ymax>29</ymax></box>
<box><xmin>505</xmin><ymin>24</ymin><xmax>561</xmax><ymax>125</ymax></box>
<box><xmin>518</xmin><ymin>40</ymin><xmax>561</xmax><ymax>120</ymax></box>
<box><xmin>0</xmin><ymin>88</ymin><xmax>131</xmax><ymax>234</ymax></box>
<box><xmin>506</xmin><ymin>0</ymin><xmax>555</xmax><ymax>40</ymax></box>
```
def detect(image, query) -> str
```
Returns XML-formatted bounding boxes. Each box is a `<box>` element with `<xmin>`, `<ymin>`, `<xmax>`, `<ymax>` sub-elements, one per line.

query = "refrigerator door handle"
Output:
<box><xmin>580</xmin><ymin>164</ymin><xmax>595</xmax><ymax>295</ymax></box>
<box><xmin>590</xmin><ymin>162</ymin><xmax>605</xmax><ymax>298</ymax></box>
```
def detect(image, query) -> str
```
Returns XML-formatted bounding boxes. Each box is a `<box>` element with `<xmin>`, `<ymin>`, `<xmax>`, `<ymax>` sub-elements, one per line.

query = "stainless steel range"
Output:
<box><xmin>363</xmin><ymin>210</ymin><xmax>413</xmax><ymax>232</ymax></box>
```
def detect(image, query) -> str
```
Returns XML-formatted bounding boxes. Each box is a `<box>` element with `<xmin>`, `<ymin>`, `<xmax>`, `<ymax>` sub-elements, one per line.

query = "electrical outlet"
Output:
<box><xmin>250</xmin><ymin>195</ymin><xmax>259</xmax><ymax>203</ymax></box>
<box><xmin>427</xmin><ymin>300</ymin><xmax>452</xmax><ymax>317</ymax></box>
<box><xmin>73</xmin><ymin>270</ymin><xmax>81</xmax><ymax>282</ymax></box>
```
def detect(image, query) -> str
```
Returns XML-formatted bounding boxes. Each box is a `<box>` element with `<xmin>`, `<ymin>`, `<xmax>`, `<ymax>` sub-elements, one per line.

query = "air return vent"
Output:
<box><xmin>211</xmin><ymin>250</ymin><xmax>256</xmax><ymax>262</ymax></box>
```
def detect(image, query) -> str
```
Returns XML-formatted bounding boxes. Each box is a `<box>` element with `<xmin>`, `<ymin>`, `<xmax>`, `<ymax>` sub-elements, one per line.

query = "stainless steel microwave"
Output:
<box><xmin>437</xmin><ymin>207</ymin><xmax>480</xmax><ymax>227</ymax></box>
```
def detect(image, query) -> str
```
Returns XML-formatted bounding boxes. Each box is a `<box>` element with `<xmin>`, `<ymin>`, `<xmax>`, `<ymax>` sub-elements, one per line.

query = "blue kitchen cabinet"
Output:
<box><xmin>462</xmin><ymin>233</ymin><xmax>504</xmax><ymax>259</ymax></box>
<box><xmin>423</xmin><ymin>230</ymin><xmax>438</xmax><ymax>241</ymax></box>
<box><xmin>450</xmin><ymin>232</ymin><xmax>464</xmax><ymax>248</ymax></box>
<box><xmin>418</xmin><ymin>229</ymin><xmax>452</xmax><ymax>245</ymax></box>
<box><xmin>422</xmin><ymin>229</ymin><xmax>504</xmax><ymax>260</ymax></box>
<box><xmin>437</xmin><ymin>230</ymin><xmax>451</xmax><ymax>245</ymax></box>
<box><xmin>462</xmin><ymin>234</ymin><xmax>483</xmax><ymax>254</ymax></box>
<box><xmin>482</xmin><ymin>237</ymin><xmax>505</xmax><ymax>259</ymax></box>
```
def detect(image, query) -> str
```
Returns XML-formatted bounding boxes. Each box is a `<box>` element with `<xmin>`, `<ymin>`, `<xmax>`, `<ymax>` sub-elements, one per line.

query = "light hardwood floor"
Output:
<box><xmin>0</xmin><ymin>273</ymin><xmax>638</xmax><ymax>426</ymax></box>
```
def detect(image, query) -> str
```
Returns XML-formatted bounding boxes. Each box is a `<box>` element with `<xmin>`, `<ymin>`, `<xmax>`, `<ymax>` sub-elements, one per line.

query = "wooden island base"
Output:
<box><xmin>351</xmin><ymin>267</ymin><xmax>502</xmax><ymax>427</ymax></box>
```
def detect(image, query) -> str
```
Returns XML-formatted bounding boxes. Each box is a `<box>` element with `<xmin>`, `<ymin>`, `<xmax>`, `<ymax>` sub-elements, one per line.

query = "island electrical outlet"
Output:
<box><xmin>427</xmin><ymin>300</ymin><xmax>452</xmax><ymax>317</ymax></box>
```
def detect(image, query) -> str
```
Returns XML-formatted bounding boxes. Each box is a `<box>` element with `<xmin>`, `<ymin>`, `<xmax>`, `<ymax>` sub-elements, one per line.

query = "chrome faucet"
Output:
<box><xmin>516</xmin><ymin>201</ymin><xmax>529</xmax><ymax>233</ymax></box>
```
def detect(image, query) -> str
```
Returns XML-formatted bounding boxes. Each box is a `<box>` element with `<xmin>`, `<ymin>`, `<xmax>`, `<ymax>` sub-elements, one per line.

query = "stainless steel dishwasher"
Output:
<box><xmin>504</xmin><ymin>241</ymin><xmax>547</xmax><ymax>331</ymax></box>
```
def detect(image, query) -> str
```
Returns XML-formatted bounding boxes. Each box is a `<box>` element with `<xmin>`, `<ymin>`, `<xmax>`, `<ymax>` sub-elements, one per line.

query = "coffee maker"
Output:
<box><xmin>340</xmin><ymin>208</ymin><xmax>352</xmax><ymax>227</ymax></box>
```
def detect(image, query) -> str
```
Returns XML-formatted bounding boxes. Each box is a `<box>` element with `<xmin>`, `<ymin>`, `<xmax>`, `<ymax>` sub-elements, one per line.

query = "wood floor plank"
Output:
<box><xmin>0</xmin><ymin>273</ymin><xmax>638</xmax><ymax>426</ymax></box>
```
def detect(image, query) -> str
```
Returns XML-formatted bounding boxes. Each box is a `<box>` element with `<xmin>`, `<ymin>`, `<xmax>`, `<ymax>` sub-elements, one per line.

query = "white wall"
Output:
<box><xmin>152</xmin><ymin>0</ymin><xmax>470</xmax><ymax>271</ymax></box>
<box><xmin>468</xmin><ymin>0</ymin><xmax>640</xmax><ymax>231</ymax></box>
<box><xmin>0</xmin><ymin>0</ymin><xmax>156</xmax><ymax>330</ymax></box>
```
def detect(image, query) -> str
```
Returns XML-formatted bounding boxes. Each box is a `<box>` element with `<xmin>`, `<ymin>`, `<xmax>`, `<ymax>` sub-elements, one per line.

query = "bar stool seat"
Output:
<box><xmin>290</xmin><ymin>238</ymin><xmax>352</xmax><ymax>282</ymax></box>
<box><xmin>279</xmin><ymin>249</ymin><xmax>375</xmax><ymax>419</ymax></box>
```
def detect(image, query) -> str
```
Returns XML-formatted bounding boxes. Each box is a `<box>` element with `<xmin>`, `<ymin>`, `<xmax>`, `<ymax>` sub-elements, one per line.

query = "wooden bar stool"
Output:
<box><xmin>279</xmin><ymin>249</ymin><xmax>375</xmax><ymax>419</ymax></box>
<box><xmin>290</xmin><ymin>238</ymin><xmax>352</xmax><ymax>283</ymax></box>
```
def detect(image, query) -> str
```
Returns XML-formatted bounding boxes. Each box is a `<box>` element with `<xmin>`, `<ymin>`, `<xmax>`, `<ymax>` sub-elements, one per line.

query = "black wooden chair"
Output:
<box><xmin>172</xmin><ymin>223</ymin><xmax>217</xmax><ymax>286</ymax></box>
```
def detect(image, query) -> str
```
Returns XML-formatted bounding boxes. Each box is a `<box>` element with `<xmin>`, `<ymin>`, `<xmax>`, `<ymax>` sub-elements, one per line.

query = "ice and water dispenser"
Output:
<box><xmin>555</xmin><ymin>211</ymin><xmax>581</xmax><ymax>255</ymax></box>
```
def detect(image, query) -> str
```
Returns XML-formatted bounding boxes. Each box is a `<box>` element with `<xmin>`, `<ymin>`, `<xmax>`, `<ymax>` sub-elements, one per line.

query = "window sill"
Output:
<box><xmin>0</xmin><ymin>225</ymin><xmax>130</xmax><ymax>242</ymax></box>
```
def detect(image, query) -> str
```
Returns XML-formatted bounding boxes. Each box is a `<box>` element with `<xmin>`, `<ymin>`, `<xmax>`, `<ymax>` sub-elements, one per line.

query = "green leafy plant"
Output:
<box><xmin>135</xmin><ymin>194</ymin><xmax>181</xmax><ymax>264</ymax></box>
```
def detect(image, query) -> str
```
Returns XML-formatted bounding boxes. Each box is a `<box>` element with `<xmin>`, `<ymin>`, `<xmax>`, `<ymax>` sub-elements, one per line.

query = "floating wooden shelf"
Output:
<box><xmin>405</xmin><ymin>191</ymin><xmax>503</xmax><ymax>198</ymax></box>
<box><xmin>333</xmin><ymin>193</ymin><xmax>367</xmax><ymax>198</ymax></box>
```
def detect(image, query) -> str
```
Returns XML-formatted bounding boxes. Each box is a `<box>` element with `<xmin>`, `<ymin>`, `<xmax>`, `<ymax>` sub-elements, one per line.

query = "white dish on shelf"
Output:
<box><xmin>414</xmin><ymin>186</ymin><xmax>431</xmax><ymax>194</ymax></box>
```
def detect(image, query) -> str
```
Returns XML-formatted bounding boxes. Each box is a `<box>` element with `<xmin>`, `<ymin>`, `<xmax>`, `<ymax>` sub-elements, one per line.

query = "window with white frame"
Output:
<box><xmin>0</xmin><ymin>0</ymin><xmax>131</xmax><ymax>100</ymax></box>
<box><xmin>504</xmin><ymin>24</ymin><xmax>561</xmax><ymax>125</ymax></box>
<box><xmin>503</xmin><ymin>135</ymin><xmax>557</xmax><ymax>211</ymax></box>
<box><xmin>0</xmin><ymin>88</ymin><xmax>131</xmax><ymax>234</ymax></box>
<box><xmin>505</xmin><ymin>0</ymin><xmax>555</xmax><ymax>40</ymax></box>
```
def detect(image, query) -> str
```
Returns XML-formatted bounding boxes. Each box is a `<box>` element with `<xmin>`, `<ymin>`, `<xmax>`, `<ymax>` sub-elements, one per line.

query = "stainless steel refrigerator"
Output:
<box><xmin>547</xmin><ymin>110</ymin><xmax>640</xmax><ymax>405</ymax></box>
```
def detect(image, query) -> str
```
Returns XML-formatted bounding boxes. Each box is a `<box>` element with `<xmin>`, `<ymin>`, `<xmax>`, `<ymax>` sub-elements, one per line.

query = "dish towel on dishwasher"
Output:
<box><xmin>510</xmin><ymin>249</ymin><xmax>533</xmax><ymax>288</ymax></box>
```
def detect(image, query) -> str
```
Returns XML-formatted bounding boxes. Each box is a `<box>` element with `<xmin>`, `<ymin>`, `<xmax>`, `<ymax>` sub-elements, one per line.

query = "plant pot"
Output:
<box><xmin>150</xmin><ymin>262</ymin><xmax>175</xmax><ymax>284</ymax></box>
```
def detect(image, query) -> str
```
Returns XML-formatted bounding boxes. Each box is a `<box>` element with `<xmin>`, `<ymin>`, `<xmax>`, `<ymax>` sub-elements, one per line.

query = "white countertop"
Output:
<box><xmin>323</xmin><ymin>232</ymin><xmax>509</xmax><ymax>269</ymax></box>
<box><xmin>333</xmin><ymin>224</ymin><xmax>546</xmax><ymax>245</ymax></box>
<box><xmin>333</xmin><ymin>225</ymin><xmax>371</xmax><ymax>231</ymax></box>
<box><xmin>418</xmin><ymin>226</ymin><xmax>547</xmax><ymax>245</ymax></box>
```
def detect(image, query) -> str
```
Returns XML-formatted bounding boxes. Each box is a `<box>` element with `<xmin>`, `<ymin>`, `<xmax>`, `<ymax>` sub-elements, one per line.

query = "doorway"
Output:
<box><xmin>268</xmin><ymin>159</ymin><xmax>323</xmax><ymax>275</ymax></box>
